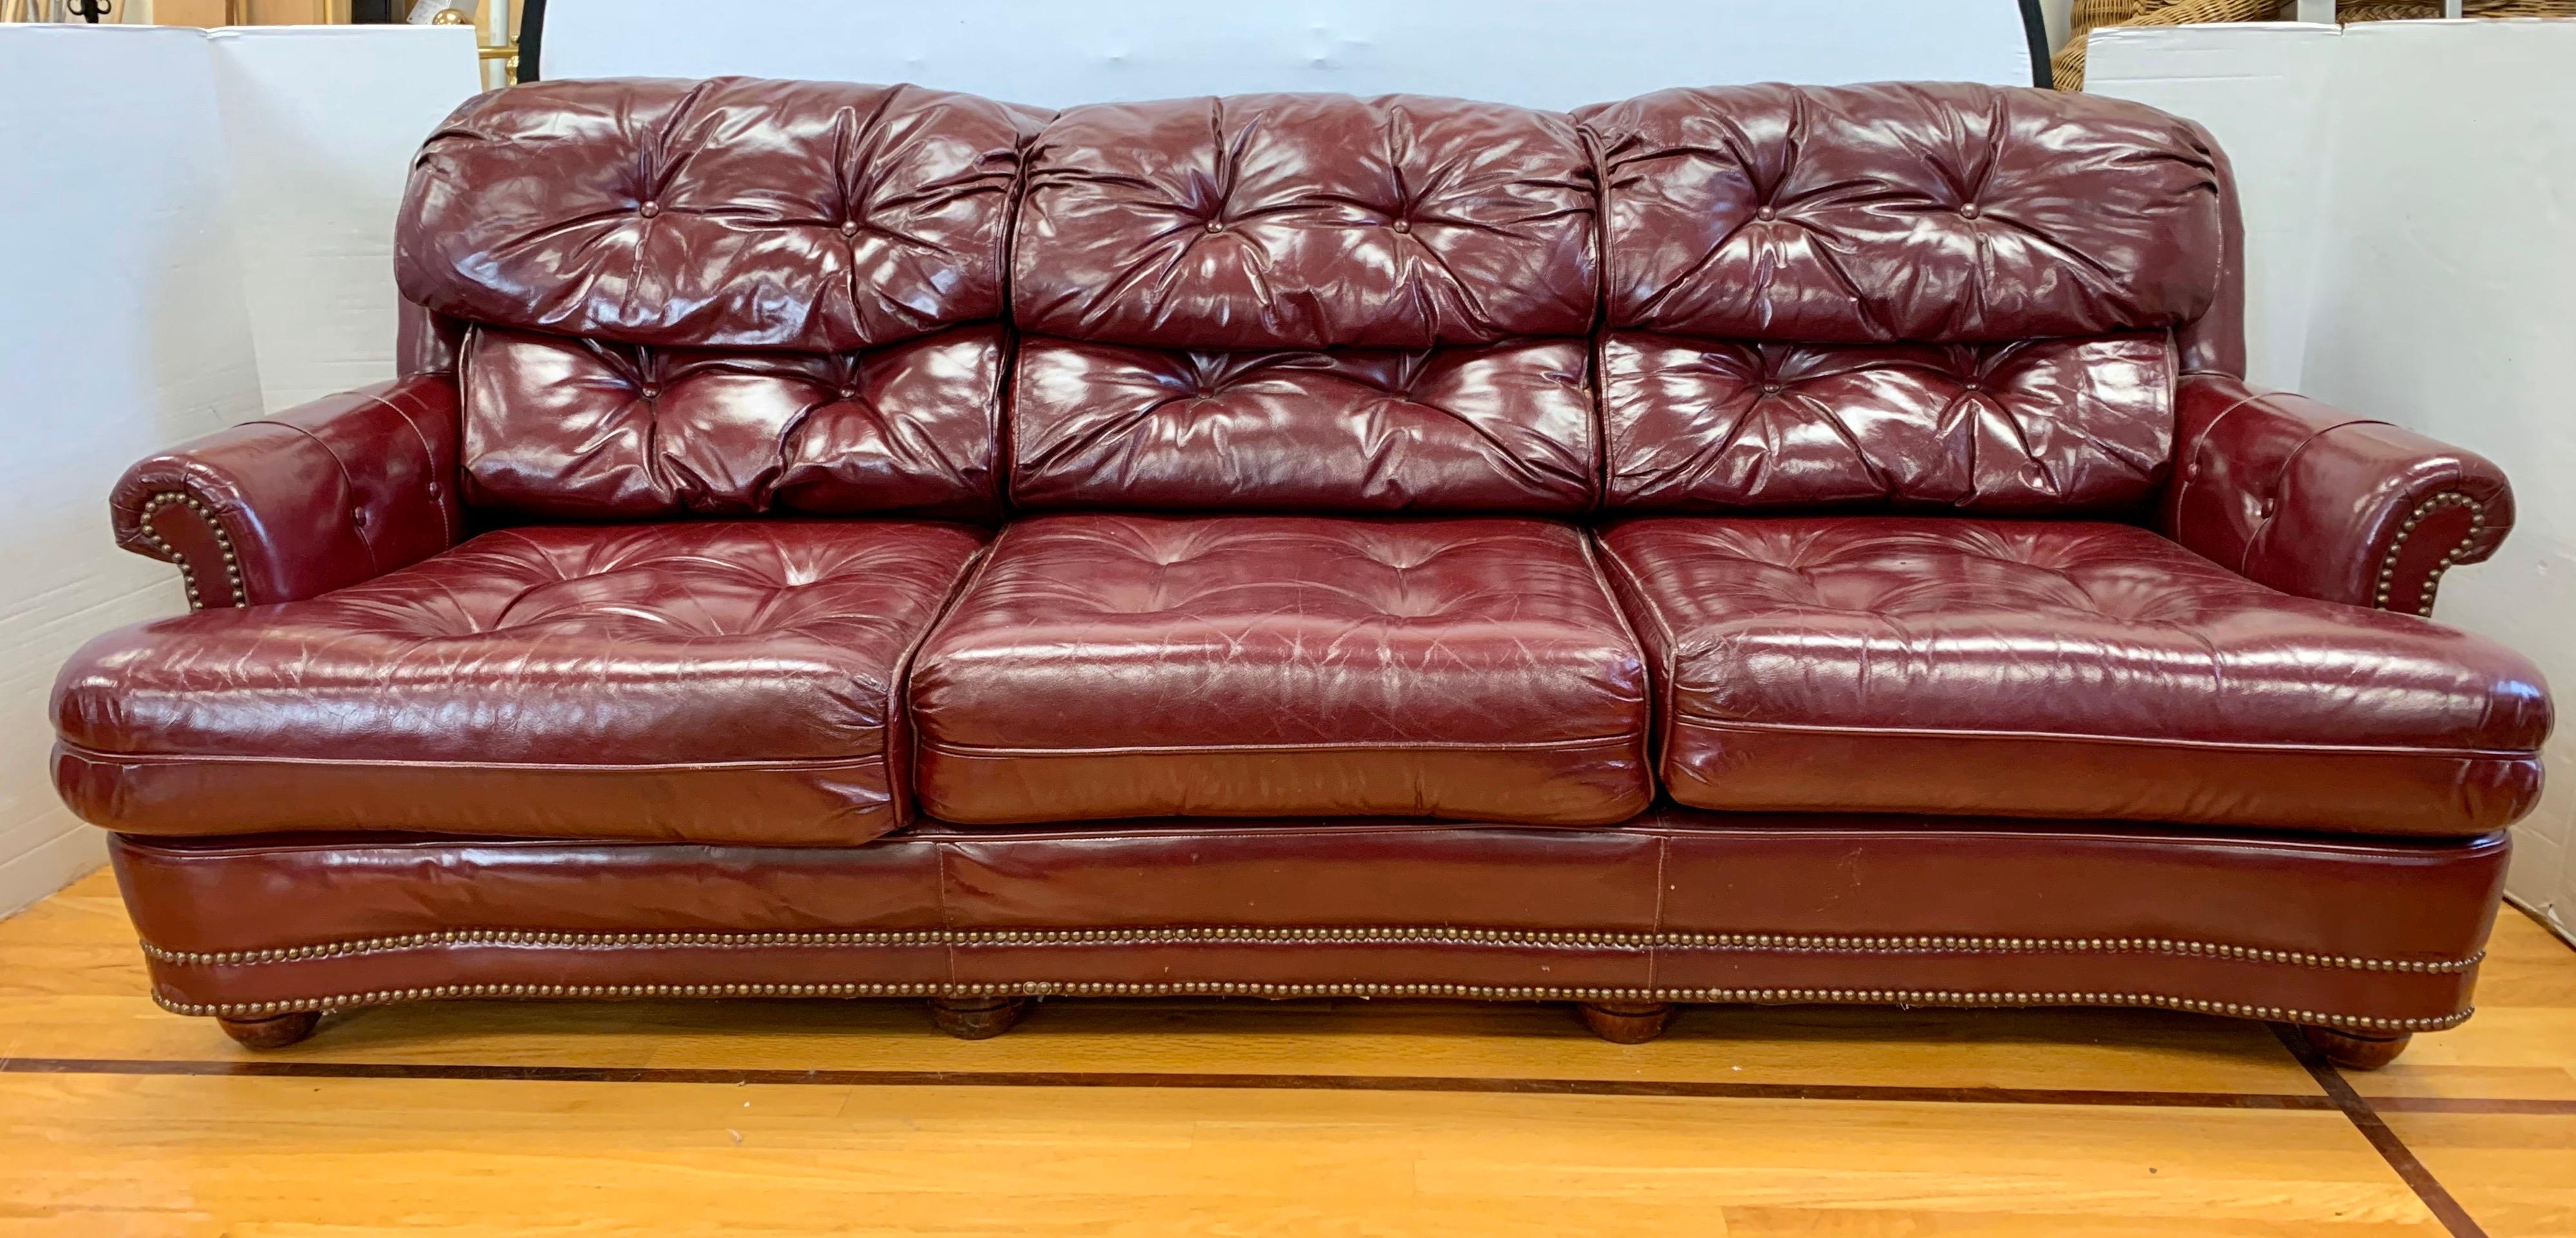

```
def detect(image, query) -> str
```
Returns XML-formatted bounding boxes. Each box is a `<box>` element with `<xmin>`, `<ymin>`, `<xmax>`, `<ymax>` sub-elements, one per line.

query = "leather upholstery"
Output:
<box><xmin>910</xmin><ymin>513</ymin><xmax>1651</xmax><ymax>824</ymax></box>
<box><xmin>2162</xmin><ymin>372</ymin><xmax>2515</xmax><ymax>615</ymax></box>
<box><xmin>459</xmin><ymin>323</ymin><xmax>1005</xmax><ymax>520</ymax></box>
<box><xmin>1010</xmin><ymin>339</ymin><xmax>1595</xmax><ymax>513</ymax></box>
<box><xmin>55</xmin><ymin>521</ymin><xmax>986</xmax><ymax>845</ymax></box>
<box><xmin>1601</xmin><ymin>333</ymin><xmax>2174</xmax><ymax>513</ymax></box>
<box><xmin>399</xmin><ymin>77</ymin><xmax>1041</xmax><ymax>352</ymax></box>
<box><xmin>1599</xmin><ymin>517</ymin><xmax>2550</xmax><ymax>836</ymax></box>
<box><xmin>1014</xmin><ymin>94</ymin><xmax>1595</xmax><ymax>350</ymax></box>
<box><xmin>113</xmin><ymin>816</ymin><xmax>2509</xmax><ymax>1033</ymax></box>
<box><xmin>60</xmin><ymin>80</ymin><xmax>2557</xmax><ymax>1040</ymax></box>
<box><xmin>109</xmin><ymin>375</ymin><xmax>463</xmax><ymax>609</ymax></box>
<box><xmin>1575</xmin><ymin>83</ymin><xmax>2227</xmax><ymax>344</ymax></box>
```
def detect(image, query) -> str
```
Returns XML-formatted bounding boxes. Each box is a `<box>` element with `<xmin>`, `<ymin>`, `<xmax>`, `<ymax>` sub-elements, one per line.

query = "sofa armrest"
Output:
<box><xmin>109</xmin><ymin>375</ymin><xmax>464</xmax><ymax>609</ymax></box>
<box><xmin>2160</xmin><ymin>372</ymin><xmax>2514</xmax><ymax>616</ymax></box>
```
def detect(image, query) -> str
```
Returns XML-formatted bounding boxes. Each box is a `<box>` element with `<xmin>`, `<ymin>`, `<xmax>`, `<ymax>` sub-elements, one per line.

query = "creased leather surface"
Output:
<box><xmin>109</xmin><ymin>375</ymin><xmax>463</xmax><ymax>608</ymax></box>
<box><xmin>113</xmin><ymin>817</ymin><xmax>2508</xmax><ymax>1028</ymax></box>
<box><xmin>398</xmin><ymin>78</ymin><xmax>1041</xmax><ymax>352</ymax></box>
<box><xmin>2161</xmin><ymin>372</ymin><xmax>2516</xmax><ymax>613</ymax></box>
<box><xmin>1599</xmin><ymin>517</ymin><xmax>2550</xmax><ymax>836</ymax></box>
<box><xmin>1576</xmin><ymin>82</ymin><xmax>2225</xmax><ymax>344</ymax></box>
<box><xmin>1602</xmin><ymin>332</ymin><xmax>2174</xmax><ymax>513</ymax></box>
<box><xmin>1014</xmin><ymin>94</ymin><xmax>1596</xmax><ymax>349</ymax></box>
<box><xmin>910</xmin><ymin>513</ymin><xmax>1651</xmax><ymax>825</ymax></box>
<box><xmin>1010</xmin><ymin>339</ymin><xmax>1595</xmax><ymax>513</ymax></box>
<box><xmin>460</xmin><ymin>323</ymin><xmax>1005</xmax><ymax>520</ymax></box>
<box><xmin>55</xmin><ymin>520</ymin><xmax>987</xmax><ymax>845</ymax></box>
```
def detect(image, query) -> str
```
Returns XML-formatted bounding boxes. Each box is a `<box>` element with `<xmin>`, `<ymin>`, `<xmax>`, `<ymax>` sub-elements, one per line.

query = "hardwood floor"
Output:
<box><xmin>1</xmin><ymin>869</ymin><xmax>2570</xmax><ymax>1237</ymax></box>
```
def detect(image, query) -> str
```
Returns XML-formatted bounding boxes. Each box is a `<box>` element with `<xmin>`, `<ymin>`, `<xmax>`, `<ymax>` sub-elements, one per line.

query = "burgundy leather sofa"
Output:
<box><xmin>52</xmin><ymin>78</ymin><xmax>2550</xmax><ymax>1066</ymax></box>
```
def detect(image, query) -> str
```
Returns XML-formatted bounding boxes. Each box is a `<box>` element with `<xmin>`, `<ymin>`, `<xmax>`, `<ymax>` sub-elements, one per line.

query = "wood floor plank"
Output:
<box><xmin>0</xmin><ymin>1073</ymin><xmax>2444</xmax><ymax>1237</ymax></box>
<box><xmin>2380</xmin><ymin>1111</ymin><xmax>2576</xmax><ymax>1238</ymax></box>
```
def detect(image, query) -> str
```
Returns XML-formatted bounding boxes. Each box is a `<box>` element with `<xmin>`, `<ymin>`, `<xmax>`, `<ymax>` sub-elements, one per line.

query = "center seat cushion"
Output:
<box><xmin>1596</xmin><ymin>517</ymin><xmax>2550</xmax><ymax>837</ymax></box>
<box><xmin>53</xmin><ymin>520</ymin><xmax>986</xmax><ymax>846</ymax></box>
<box><xmin>908</xmin><ymin>514</ymin><xmax>1653</xmax><ymax>825</ymax></box>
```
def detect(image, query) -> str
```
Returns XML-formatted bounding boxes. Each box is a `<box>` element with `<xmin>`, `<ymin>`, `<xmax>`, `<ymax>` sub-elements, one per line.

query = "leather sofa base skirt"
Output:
<box><xmin>110</xmin><ymin>808</ymin><xmax>2510</xmax><ymax>1038</ymax></box>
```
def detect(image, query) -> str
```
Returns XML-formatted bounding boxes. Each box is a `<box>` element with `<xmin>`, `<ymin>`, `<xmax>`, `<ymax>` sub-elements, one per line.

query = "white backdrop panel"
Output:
<box><xmin>540</xmin><ymin>0</ymin><xmax>2040</xmax><ymax>106</ymax></box>
<box><xmin>0</xmin><ymin>26</ymin><xmax>263</xmax><ymax>913</ymax></box>
<box><xmin>211</xmin><ymin>25</ymin><xmax>483</xmax><ymax>413</ymax></box>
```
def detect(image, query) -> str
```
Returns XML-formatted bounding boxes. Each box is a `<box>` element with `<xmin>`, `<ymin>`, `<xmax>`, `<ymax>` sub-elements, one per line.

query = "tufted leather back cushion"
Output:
<box><xmin>1009</xmin><ymin>94</ymin><xmax>1600</xmax><ymax>513</ymax></box>
<box><xmin>1577</xmin><ymin>83</ymin><xmax>2219</xmax><ymax>514</ymax></box>
<box><xmin>397</xmin><ymin>79</ymin><xmax>1039</xmax><ymax>520</ymax></box>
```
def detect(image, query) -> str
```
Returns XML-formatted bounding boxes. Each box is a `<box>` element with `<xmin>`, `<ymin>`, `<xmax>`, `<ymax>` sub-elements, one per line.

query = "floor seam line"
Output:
<box><xmin>2272</xmin><ymin>1022</ymin><xmax>2490</xmax><ymax>1238</ymax></box>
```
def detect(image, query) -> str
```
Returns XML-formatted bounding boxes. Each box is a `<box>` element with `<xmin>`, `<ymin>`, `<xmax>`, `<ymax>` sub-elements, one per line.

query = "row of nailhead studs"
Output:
<box><xmin>133</xmin><ymin>491</ymin><xmax>245</xmax><ymax>611</ymax></box>
<box><xmin>138</xmin><ymin>927</ymin><xmax>2484</xmax><ymax>974</ymax></box>
<box><xmin>2375</xmin><ymin>490</ymin><xmax>2486</xmax><ymax>616</ymax></box>
<box><xmin>151</xmin><ymin>984</ymin><xmax>2471</xmax><ymax>1033</ymax></box>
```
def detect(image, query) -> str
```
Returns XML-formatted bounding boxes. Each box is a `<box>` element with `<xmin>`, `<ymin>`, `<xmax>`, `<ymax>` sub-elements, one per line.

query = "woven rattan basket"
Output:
<box><xmin>2056</xmin><ymin>0</ymin><xmax>2576</xmax><ymax>89</ymax></box>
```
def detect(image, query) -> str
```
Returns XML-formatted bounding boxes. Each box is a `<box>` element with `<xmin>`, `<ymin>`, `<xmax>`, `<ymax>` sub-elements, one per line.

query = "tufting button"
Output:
<box><xmin>837</xmin><ymin>385</ymin><xmax>858</xmax><ymax>400</ymax></box>
<box><xmin>1204</xmin><ymin>220</ymin><xmax>1224</xmax><ymax>234</ymax></box>
<box><xmin>1761</xmin><ymin>381</ymin><xmax>1783</xmax><ymax>395</ymax></box>
<box><xmin>639</xmin><ymin>201</ymin><xmax>661</xmax><ymax>218</ymax></box>
<box><xmin>1390</xmin><ymin>219</ymin><xmax>1410</xmax><ymax>234</ymax></box>
<box><xmin>838</xmin><ymin>220</ymin><xmax>859</xmax><ymax>238</ymax></box>
<box><xmin>1959</xmin><ymin>203</ymin><xmax>1982</xmax><ymax>218</ymax></box>
<box><xmin>639</xmin><ymin>384</ymin><xmax>660</xmax><ymax>399</ymax></box>
<box><xmin>1756</xmin><ymin>205</ymin><xmax>1777</xmax><ymax>221</ymax></box>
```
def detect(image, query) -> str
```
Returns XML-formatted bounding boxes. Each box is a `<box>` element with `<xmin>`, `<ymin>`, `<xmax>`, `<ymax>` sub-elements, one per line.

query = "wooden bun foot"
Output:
<box><xmin>1577</xmin><ymin>1001</ymin><xmax>1676</xmax><ymax>1044</ymax></box>
<box><xmin>929</xmin><ymin>996</ymin><xmax>1028</xmax><ymax>1040</ymax></box>
<box><xmin>2302</xmin><ymin>1025</ymin><xmax>2412</xmax><ymax>1071</ymax></box>
<box><xmin>218</xmin><ymin>1011</ymin><xmax>320</xmax><ymax>1050</ymax></box>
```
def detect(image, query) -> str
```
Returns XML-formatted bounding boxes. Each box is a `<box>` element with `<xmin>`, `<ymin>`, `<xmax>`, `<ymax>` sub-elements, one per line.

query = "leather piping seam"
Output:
<box><xmin>2374</xmin><ymin>490</ymin><xmax>2486</xmax><ymax>616</ymax></box>
<box><xmin>137</xmin><ymin>928</ymin><xmax>2483</xmax><ymax>973</ymax></box>
<box><xmin>55</xmin><ymin>741</ymin><xmax>888</xmax><ymax>774</ymax></box>
<box><xmin>131</xmin><ymin>491</ymin><xmax>244</xmax><ymax>611</ymax></box>
<box><xmin>144</xmin><ymin>985</ymin><xmax>2471</xmax><ymax>1033</ymax></box>
<box><xmin>1664</xmin><ymin>716</ymin><xmax>2532</xmax><ymax>761</ymax></box>
<box><xmin>919</xmin><ymin>734</ymin><xmax>1640</xmax><ymax>757</ymax></box>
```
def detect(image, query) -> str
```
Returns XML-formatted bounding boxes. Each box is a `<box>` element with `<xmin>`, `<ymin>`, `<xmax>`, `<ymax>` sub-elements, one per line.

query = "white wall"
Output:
<box><xmin>541</xmin><ymin>0</ymin><xmax>2038</xmax><ymax>105</ymax></box>
<box><xmin>0</xmin><ymin>24</ymin><xmax>477</xmax><ymax>915</ymax></box>
<box><xmin>2093</xmin><ymin>19</ymin><xmax>2576</xmax><ymax>942</ymax></box>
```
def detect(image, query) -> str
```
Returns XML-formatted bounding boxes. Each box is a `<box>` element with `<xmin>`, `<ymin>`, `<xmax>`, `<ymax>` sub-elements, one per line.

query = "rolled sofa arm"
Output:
<box><xmin>109</xmin><ymin>374</ymin><xmax>464</xmax><ymax>609</ymax></box>
<box><xmin>2159</xmin><ymin>373</ymin><xmax>2515</xmax><ymax>616</ymax></box>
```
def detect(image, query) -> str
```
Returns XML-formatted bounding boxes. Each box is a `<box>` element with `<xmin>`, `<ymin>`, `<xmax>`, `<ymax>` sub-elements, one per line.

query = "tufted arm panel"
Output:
<box><xmin>109</xmin><ymin>375</ymin><xmax>464</xmax><ymax>609</ymax></box>
<box><xmin>2159</xmin><ymin>373</ymin><xmax>2514</xmax><ymax>616</ymax></box>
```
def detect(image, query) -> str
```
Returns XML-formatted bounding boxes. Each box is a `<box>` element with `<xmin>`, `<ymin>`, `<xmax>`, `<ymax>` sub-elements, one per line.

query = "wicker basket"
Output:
<box><xmin>2058</xmin><ymin>0</ymin><xmax>2576</xmax><ymax>89</ymax></box>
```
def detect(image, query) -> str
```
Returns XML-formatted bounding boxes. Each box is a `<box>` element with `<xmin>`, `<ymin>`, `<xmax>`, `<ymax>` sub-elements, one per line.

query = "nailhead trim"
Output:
<box><xmin>132</xmin><ymin>491</ymin><xmax>245</xmax><ymax>611</ymax></box>
<box><xmin>137</xmin><ymin>926</ymin><xmax>2483</xmax><ymax>974</ymax></box>
<box><xmin>147</xmin><ymin>983</ymin><xmax>2470</xmax><ymax>1033</ymax></box>
<box><xmin>2374</xmin><ymin>490</ymin><xmax>2485</xmax><ymax>616</ymax></box>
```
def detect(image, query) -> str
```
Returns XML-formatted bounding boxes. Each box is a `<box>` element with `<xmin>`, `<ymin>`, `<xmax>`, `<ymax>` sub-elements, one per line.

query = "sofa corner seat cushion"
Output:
<box><xmin>53</xmin><ymin>520</ymin><xmax>988</xmax><ymax>846</ymax></box>
<box><xmin>909</xmin><ymin>513</ymin><xmax>1653</xmax><ymax>825</ymax></box>
<box><xmin>1597</xmin><ymin>517</ymin><xmax>2549</xmax><ymax>837</ymax></box>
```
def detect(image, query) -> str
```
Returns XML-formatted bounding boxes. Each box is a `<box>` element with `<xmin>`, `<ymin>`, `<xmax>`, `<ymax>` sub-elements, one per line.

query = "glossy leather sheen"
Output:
<box><xmin>113</xmin><ymin>815</ymin><xmax>2509</xmax><ymax>1030</ymax></box>
<box><xmin>1602</xmin><ymin>332</ymin><xmax>2174</xmax><ymax>513</ymax></box>
<box><xmin>1013</xmin><ymin>94</ymin><xmax>1596</xmax><ymax>350</ymax></box>
<box><xmin>2163</xmin><ymin>372</ymin><xmax>2515</xmax><ymax>614</ymax></box>
<box><xmin>55</xmin><ymin>521</ymin><xmax>986</xmax><ymax>845</ymax></box>
<box><xmin>1599</xmin><ymin>517</ymin><xmax>2550</xmax><ymax>836</ymax></box>
<box><xmin>459</xmin><ymin>323</ymin><xmax>1004</xmax><ymax>520</ymax></box>
<box><xmin>1575</xmin><ymin>83</ymin><xmax>2226</xmax><ymax>343</ymax></box>
<box><xmin>909</xmin><ymin>513</ymin><xmax>1651</xmax><ymax>825</ymax></box>
<box><xmin>109</xmin><ymin>375</ymin><xmax>463</xmax><ymax>609</ymax></box>
<box><xmin>397</xmin><ymin>78</ymin><xmax>1040</xmax><ymax>352</ymax></box>
<box><xmin>1010</xmin><ymin>339</ymin><xmax>1595</xmax><ymax>513</ymax></box>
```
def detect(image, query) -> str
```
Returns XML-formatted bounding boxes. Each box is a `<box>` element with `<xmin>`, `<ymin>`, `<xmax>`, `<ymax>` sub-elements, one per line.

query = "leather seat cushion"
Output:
<box><xmin>1597</xmin><ymin>517</ymin><xmax>2550</xmax><ymax>837</ymax></box>
<box><xmin>909</xmin><ymin>513</ymin><xmax>1653</xmax><ymax>825</ymax></box>
<box><xmin>53</xmin><ymin>520</ymin><xmax>987</xmax><ymax>846</ymax></box>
